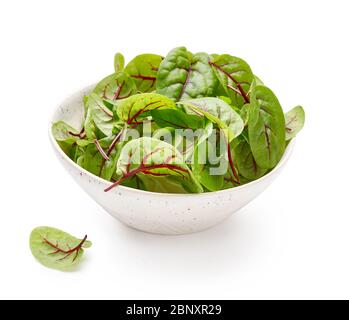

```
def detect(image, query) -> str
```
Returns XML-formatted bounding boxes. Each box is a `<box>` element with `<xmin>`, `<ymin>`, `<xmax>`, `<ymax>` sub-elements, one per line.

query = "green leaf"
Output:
<box><xmin>114</xmin><ymin>52</ymin><xmax>125</xmax><ymax>72</ymax></box>
<box><xmin>233</xmin><ymin>138</ymin><xmax>267</xmax><ymax>180</ymax></box>
<box><xmin>151</xmin><ymin>108</ymin><xmax>205</xmax><ymax>129</ymax></box>
<box><xmin>30</xmin><ymin>226</ymin><xmax>91</xmax><ymax>271</ymax></box>
<box><xmin>84</xmin><ymin>99</ymin><xmax>97</xmax><ymax>140</ymax></box>
<box><xmin>210</xmin><ymin>54</ymin><xmax>254</xmax><ymax>107</ymax></box>
<box><xmin>52</xmin><ymin>121</ymin><xmax>80</xmax><ymax>144</ymax></box>
<box><xmin>117</xmin><ymin>93</ymin><xmax>176</xmax><ymax>124</ymax></box>
<box><xmin>179</xmin><ymin>97</ymin><xmax>244</xmax><ymax>141</ymax></box>
<box><xmin>105</xmin><ymin>137</ymin><xmax>203</xmax><ymax>193</ymax></box>
<box><xmin>88</xmin><ymin>93</ymin><xmax>115</xmax><ymax>137</ymax></box>
<box><xmin>79</xmin><ymin>144</ymin><xmax>103</xmax><ymax>176</ymax></box>
<box><xmin>248</xmin><ymin>85</ymin><xmax>286</xmax><ymax>169</ymax></box>
<box><xmin>192</xmin><ymin>139</ymin><xmax>226</xmax><ymax>191</ymax></box>
<box><xmin>125</xmin><ymin>53</ymin><xmax>163</xmax><ymax>92</ymax></box>
<box><xmin>100</xmin><ymin>142</ymin><xmax>124</xmax><ymax>181</ymax></box>
<box><xmin>156</xmin><ymin>47</ymin><xmax>218</xmax><ymax>101</ymax></box>
<box><xmin>239</xmin><ymin>103</ymin><xmax>250</xmax><ymax>126</ymax></box>
<box><xmin>254</xmin><ymin>74</ymin><xmax>264</xmax><ymax>86</ymax></box>
<box><xmin>93</xmin><ymin>71</ymin><xmax>137</xmax><ymax>102</ymax></box>
<box><xmin>285</xmin><ymin>105</ymin><xmax>305</xmax><ymax>141</ymax></box>
<box><xmin>52</xmin><ymin>121</ymin><xmax>88</xmax><ymax>157</ymax></box>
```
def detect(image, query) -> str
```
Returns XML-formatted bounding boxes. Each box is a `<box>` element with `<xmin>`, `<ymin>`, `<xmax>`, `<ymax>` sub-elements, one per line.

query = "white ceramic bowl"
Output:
<box><xmin>49</xmin><ymin>86</ymin><xmax>295</xmax><ymax>235</ymax></box>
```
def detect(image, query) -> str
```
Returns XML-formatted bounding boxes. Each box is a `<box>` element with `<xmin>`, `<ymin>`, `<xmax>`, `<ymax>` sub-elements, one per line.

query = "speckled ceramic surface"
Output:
<box><xmin>49</xmin><ymin>86</ymin><xmax>295</xmax><ymax>235</ymax></box>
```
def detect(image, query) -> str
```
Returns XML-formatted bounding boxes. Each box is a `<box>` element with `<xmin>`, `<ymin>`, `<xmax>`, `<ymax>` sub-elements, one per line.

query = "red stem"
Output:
<box><xmin>223</xmin><ymin>134</ymin><xmax>240</xmax><ymax>183</ymax></box>
<box><xmin>94</xmin><ymin>140</ymin><xmax>109</xmax><ymax>161</ymax></box>
<box><xmin>99</xmin><ymin>129</ymin><xmax>125</xmax><ymax>177</ymax></box>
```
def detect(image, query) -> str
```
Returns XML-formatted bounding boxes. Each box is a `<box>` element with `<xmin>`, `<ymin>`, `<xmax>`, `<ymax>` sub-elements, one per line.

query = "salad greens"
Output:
<box><xmin>52</xmin><ymin>47</ymin><xmax>305</xmax><ymax>194</ymax></box>
<box><xmin>30</xmin><ymin>227</ymin><xmax>92</xmax><ymax>271</ymax></box>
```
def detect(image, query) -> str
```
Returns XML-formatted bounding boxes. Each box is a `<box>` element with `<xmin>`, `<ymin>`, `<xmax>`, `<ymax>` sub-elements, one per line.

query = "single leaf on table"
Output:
<box><xmin>248</xmin><ymin>85</ymin><xmax>286</xmax><ymax>169</ymax></box>
<box><xmin>114</xmin><ymin>52</ymin><xmax>125</xmax><ymax>72</ymax></box>
<box><xmin>105</xmin><ymin>137</ymin><xmax>203</xmax><ymax>193</ymax></box>
<box><xmin>179</xmin><ymin>97</ymin><xmax>244</xmax><ymax>141</ymax></box>
<box><xmin>285</xmin><ymin>105</ymin><xmax>305</xmax><ymax>141</ymax></box>
<box><xmin>88</xmin><ymin>93</ymin><xmax>115</xmax><ymax>137</ymax></box>
<box><xmin>232</xmin><ymin>137</ymin><xmax>267</xmax><ymax>180</ymax></box>
<box><xmin>209</xmin><ymin>54</ymin><xmax>254</xmax><ymax>107</ymax></box>
<box><xmin>125</xmin><ymin>53</ymin><xmax>163</xmax><ymax>92</ymax></box>
<box><xmin>151</xmin><ymin>108</ymin><xmax>205</xmax><ymax>129</ymax></box>
<box><xmin>156</xmin><ymin>47</ymin><xmax>218</xmax><ymax>101</ymax></box>
<box><xmin>30</xmin><ymin>226</ymin><xmax>92</xmax><ymax>271</ymax></box>
<box><xmin>93</xmin><ymin>71</ymin><xmax>137</xmax><ymax>102</ymax></box>
<box><xmin>117</xmin><ymin>93</ymin><xmax>176</xmax><ymax>125</ymax></box>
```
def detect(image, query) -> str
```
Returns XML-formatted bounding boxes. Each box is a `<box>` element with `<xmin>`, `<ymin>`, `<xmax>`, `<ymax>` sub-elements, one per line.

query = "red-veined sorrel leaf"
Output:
<box><xmin>88</xmin><ymin>93</ymin><xmax>115</xmax><ymax>137</ymax></box>
<box><xmin>156</xmin><ymin>47</ymin><xmax>218</xmax><ymax>101</ymax></box>
<box><xmin>30</xmin><ymin>227</ymin><xmax>92</xmax><ymax>271</ymax></box>
<box><xmin>114</xmin><ymin>52</ymin><xmax>125</xmax><ymax>72</ymax></box>
<box><xmin>117</xmin><ymin>93</ymin><xmax>176</xmax><ymax>125</ymax></box>
<box><xmin>94</xmin><ymin>71</ymin><xmax>137</xmax><ymax>102</ymax></box>
<box><xmin>179</xmin><ymin>97</ymin><xmax>244</xmax><ymax>141</ymax></box>
<box><xmin>285</xmin><ymin>105</ymin><xmax>305</xmax><ymax>141</ymax></box>
<box><xmin>104</xmin><ymin>137</ymin><xmax>203</xmax><ymax>193</ymax></box>
<box><xmin>125</xmin><ymin>53</ymin><xmax>163</xmax><ymax>92</ymax></box>
<box><xmin>232</xmin><ymin>137</ymin><xmax>267</xmax><ymax>180</ymax></box>
<box><xmin>210</xmin><ymin>54</ymin><xmax>254</xmax><ymax>107</ymax></box>
<box><xmin>248</xmin><ymin>85</ymin><xmax>286</xmax><ymax>169</ymax></box>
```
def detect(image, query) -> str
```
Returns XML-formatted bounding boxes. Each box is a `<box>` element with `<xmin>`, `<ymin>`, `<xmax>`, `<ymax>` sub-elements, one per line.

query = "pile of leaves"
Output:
<box><xmin>52</xmin><ymin>47</ymin><xmax>305</xmax><ymax>193</ymax></box>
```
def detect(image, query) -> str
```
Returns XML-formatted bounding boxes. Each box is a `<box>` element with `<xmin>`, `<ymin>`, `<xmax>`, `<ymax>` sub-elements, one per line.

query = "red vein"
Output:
<box><xmin>68</xmin><ymin>128</ymin><xmax>86</xmax><ymax>139</ymax></box>
<box><xmin>209</xmin><ymin>61</ymin><xmax>250</xmax><ymax>103</ymax></box>
<box><xmin>286</xmin><ymin>115</ymin><xmax>297</xmax><ymax>131</ymax></box>
<box><xmin>224</xmin><ymin>176</ymin><xmax>240</xmax><ymax>186</ymax></box>
<box><xmin>178</xmin><ymin>66</ymin><xmax>192</xmax><ymax>100</ymax></box>
<box><xmin>223</xmin><ymin>134</ymin><xmax>240</xmax><ymax>183</ymax></box>
<box><xmin>128</xmin><ymin>101</ymin><xmax>165</xmax><ymax>124</ymax></box>
<box><xmin>264</xmin><ymin>125</ymin><xmax>271</xmax><ymax>159</ymax></box>
<box><xmin>43</xmin><ymin>235</ymin><xmax>88</xmax><ymax>262</ymax></box>
<box><xmin>98</xmin><ymin>105</ymin><xmax>113</xmax><ymax>118</ymax></box>
<box><xmin>131</xmin><ymin>75</ymin><xmax>157</xmax><ymax>81</ymax></box>
<box><xmin>99</xmin><ymin>129</ymin><xmax>125</xmax><ymax>177</ymax></box>
<box><xmin>113</xmin><ymin>81</ymin><xmax>124</xmax><ymax>100</ymax></box>
<box><xmin>104</xmin><ymin>163</ymin><xmax>188</xmax><ymax>192</ymax></box>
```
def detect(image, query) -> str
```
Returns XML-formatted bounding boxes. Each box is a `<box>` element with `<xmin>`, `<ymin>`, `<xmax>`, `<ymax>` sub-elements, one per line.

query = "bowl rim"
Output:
<box><xmin>49</xmin><ymin>86</ymin><xmax>295</xmax><ymax>198</ymax></box>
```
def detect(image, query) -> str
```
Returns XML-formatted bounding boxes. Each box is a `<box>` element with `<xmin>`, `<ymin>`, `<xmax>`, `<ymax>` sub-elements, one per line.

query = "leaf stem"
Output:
<box><xmin>98</xmin><ymin>128</ymin><xmax>126</xmax><ymax>177</ymax></box>
<box><xmin>94</xmin><ymin>139</ymin><xmax>110</xmax><ymax>161</ymax></box>
<box><xmin>223</xmin><ymin>134</ymin><xmax>240</xmax><ymax>183</ymax></box>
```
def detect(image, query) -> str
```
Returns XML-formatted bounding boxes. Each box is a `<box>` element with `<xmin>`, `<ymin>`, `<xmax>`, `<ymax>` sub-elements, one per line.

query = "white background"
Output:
<box><xmin>0</xmin><ymin>0</ymin><xmax>348</xmax><ymax>300</ymax></box>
